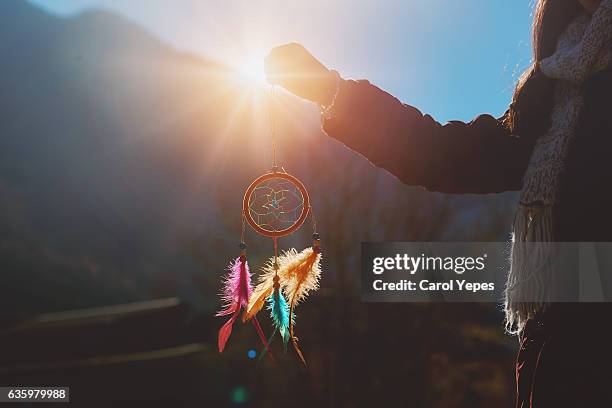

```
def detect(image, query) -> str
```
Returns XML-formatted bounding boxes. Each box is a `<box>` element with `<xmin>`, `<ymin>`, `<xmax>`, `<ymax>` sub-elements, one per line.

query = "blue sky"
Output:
<box><xmin>30</xmin><ymin>0</ymin><xmax>535</xmax><ymax>122</ymax></box>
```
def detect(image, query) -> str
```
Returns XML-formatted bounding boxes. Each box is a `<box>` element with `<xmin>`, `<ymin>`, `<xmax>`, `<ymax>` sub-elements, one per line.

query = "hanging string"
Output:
<box><xmin>268</xmin><ymin>85</ymin><xmax>279</xmax><ymax>258</ymax></box>
<box><xmin>268</xmin><ymin>85</ymin><xmax>278</xmax><ymax>170</ymax></box>
<box><xmin>240</xmin><ymin>213</ymin><xmax>246</xmax><ymax>244</ymax></box>
<box><xmin>309</xmin><ymin>206</ymin><xmax>317</xmax><ymax>234</ymax></box>
<box><xmin>273</xmin><ymin>237</ymin><xmax>279</xmax><ymax>273</ymax></box>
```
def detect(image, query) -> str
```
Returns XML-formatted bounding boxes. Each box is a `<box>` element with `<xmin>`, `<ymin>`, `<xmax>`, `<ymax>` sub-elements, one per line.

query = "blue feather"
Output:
<box><xmin>267</xmin><ymin>288</ymin><xmax>291</xmax><ymax>349</ymax></box>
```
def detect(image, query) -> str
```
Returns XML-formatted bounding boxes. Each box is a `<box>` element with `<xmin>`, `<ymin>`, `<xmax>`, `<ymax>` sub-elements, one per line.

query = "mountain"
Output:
<box><xmin>0</xmin><ymin>3</ymin><xmax>520</xmax><ymax>406</ymax></box>
<box><xmin>0</xmin><ymin>0</ymin><xmax>515</xmax><ymax>323</ymax></box>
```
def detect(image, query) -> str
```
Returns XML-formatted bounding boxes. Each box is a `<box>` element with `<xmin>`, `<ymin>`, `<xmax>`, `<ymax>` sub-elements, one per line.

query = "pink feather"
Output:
<box><xmin>218</xmin><ymin>307</ymin><xmax>238</xmax><ymax>352</ymax></box>
<box><xmin>216</xmin><ymin>257</ymin><xmax>275</xmax><ymax>360</ymax></box>
<box><xmin>216</xmin><ymin>257</ymin><xmax>253</xmax><ymax>352</ymax></box>
<box><xmin>217</xmin><ymin>257</ymin><xmax>252</xmax><ymax>318</ymax></box>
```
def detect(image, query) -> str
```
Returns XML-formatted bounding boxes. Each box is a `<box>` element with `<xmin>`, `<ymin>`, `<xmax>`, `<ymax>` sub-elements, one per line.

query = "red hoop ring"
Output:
<box><xmin>243</xmin><ymin>171</ymin><xmax>310</xmax><ymax>238</ymax></box>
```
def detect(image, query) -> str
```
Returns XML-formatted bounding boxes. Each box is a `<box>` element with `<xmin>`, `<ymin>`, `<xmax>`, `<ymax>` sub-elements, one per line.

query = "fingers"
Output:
<box><xmin>265</xmin><ymin>43</ymin><xmax>329</xmax><ymax>83</ymax></box>
<box><xmin>264</xmin><ymin>43</ymin><xmax>336</xmax><ymax>104</ymax></box>
<box><xmin>265</xmin><ymin>43</ymin><xmax>307</xmax><ymax>85</ymax></box>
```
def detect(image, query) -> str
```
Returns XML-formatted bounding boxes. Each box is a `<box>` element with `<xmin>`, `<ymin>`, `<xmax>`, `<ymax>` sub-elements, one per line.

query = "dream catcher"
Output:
<box><xmin>217</xmin><ymin>88</ymin><xmax>322</xmax><ymax>366</ymax></box>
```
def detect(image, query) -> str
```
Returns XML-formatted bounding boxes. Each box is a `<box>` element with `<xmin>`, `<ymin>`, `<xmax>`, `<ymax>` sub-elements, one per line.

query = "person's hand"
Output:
<box><xmin>265</xmin><ymin>43</ymin><xmax>338</xmax><ymax>106</ymax></box>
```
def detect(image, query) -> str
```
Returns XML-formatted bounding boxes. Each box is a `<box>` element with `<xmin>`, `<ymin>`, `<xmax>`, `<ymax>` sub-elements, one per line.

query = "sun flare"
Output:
<box><xmin>234</xmin><ymin>53</ymin><xmax>267</xmax><ymax>85</ymax></box>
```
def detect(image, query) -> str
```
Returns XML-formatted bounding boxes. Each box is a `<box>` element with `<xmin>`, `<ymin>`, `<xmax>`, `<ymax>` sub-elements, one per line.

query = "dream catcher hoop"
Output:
<box><xmin>243</xmin><ymin>171</ymin><xmax>310</xmax><ymax>238</ymax></box>
<box><xmin>217</xmin><ymin>87</ymin><xmax>322</xmax><ymax>366</ymax></box>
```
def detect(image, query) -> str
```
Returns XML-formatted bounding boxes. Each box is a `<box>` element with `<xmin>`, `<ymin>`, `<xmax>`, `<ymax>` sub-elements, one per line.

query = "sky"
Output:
<box><xmin>29</xmin><ymin>0</ymin><xmax>535</xmax><ymax>122</ymax></box>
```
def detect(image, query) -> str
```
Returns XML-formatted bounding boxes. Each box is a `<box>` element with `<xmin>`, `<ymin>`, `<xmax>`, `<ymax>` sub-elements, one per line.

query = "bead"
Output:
<box><xmin>313</xmin><ymin>246</ymin><xmax>321</xmax><ymax>254</ymax></box>
<box><xmin>239</xmin><ymin>254</ymin><xmax>246</xmax><ymax>262</ymax></box>
<box><xmin>239</xmin><ymin>242</ymin><xmax>247</xmax><ymax>250</ymax></box>
<box><xmin>273</xmin><ymin>275</ymin><xmax>280</xmax><ymax>283</ymax></box>
<box><xmin>312</xmin><ymin>232</ymin><xmax>320</xmax><ymax>240</ymax></box>
<box><xmin>274</xmin><ymin>262</ymin><xmax>279</xmax><ymax>270</ymax></box>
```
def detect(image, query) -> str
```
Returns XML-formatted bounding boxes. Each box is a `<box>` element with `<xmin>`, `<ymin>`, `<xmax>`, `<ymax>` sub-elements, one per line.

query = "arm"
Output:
<box><xmin>323</xmin><ymin>79</ymin><xmax>534</xmax><ymax>194</ymax></box>
<box><xmin>264</xmin><ymin>43</ymin><xmax>534</xmax><ymax>193</ymax></box>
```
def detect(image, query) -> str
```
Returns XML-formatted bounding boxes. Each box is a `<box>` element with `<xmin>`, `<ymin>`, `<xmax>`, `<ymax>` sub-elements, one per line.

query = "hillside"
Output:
<box><xmin>0</xmin><ymin>0</ymin><xmax>515</xmax><ymax>323</ymax></box>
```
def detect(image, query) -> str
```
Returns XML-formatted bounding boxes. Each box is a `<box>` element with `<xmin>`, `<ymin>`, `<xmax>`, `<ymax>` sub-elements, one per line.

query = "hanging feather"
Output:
<box><xmin>217</xmin><ymin>257</ymin><xmax>252</xmax><ymax>315</ymax></box>
<box><xmin>216</xmin><ymin>256</ymin><xmax>251</xmax><ymax>352</ymax></box>
<box><xmin>257</xmin><ymin>285</ymin><xmax>293</xmax><ymax>363</ymax></box>
<box><xmin>267</xmin><ymin>286</ymin><xmax>292</xmax><ymax>349</ymax></box>
<box><xmin>243</xmin><ymin>255</ymin><xmax>281</xmax><ymax>322</ymax></box>
<box><xmin>281</xmin><ymin>247</ymin><xmax>321</xmax><ymax>306</ymax></box>
<box><xmin>217</xmin><ymin>307</ymin><xmax>239</xmax><ymax>353</ymax></box>
<box><xmin>216</xmin><ymin>256</ymin><xmax>273</xmax><ymax>358</ymax></box>
<box><xmin>242</xmin><ymin>245</ymin><xmax>321</xmax><ymax>364</ymax></box>
<box><xmin>276</xmin><ymin>246</ymin><xmax>322</xmax><ymax>365</ymax></box>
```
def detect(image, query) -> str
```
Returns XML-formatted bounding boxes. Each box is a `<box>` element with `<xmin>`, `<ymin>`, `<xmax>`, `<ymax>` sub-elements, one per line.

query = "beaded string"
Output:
<box><xmin>273</xmin><ymin>237</ymin><xmax>280</xmax><ymax>288</ymax></box>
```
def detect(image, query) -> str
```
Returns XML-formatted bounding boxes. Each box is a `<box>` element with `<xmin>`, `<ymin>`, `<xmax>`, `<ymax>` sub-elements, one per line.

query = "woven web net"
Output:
<box><xmin>246</xmin><ymin>176</ymin><xmax>305</xmax><ymax>234</ymax></box>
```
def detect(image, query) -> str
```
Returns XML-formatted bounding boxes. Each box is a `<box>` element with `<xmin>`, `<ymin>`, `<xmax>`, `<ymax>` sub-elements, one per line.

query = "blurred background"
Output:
<box><xmin>0</xmin><ymin>0</ymin><xmax>533</xmax><ymax>406</ymax></box>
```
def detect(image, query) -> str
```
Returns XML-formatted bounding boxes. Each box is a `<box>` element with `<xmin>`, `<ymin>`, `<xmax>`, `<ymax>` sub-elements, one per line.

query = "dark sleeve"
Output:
<box><xmin>322</xmin><ymin>79</ymin><xmax>535</xmax><ymax>194</ymax></box>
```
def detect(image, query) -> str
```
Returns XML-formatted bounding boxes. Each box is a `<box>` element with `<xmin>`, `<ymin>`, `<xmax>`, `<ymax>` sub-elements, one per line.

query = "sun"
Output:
<box><xmin>234</xmin><ymin>52</ymin><xmax>266</xmax><ymax>85</ymax></box>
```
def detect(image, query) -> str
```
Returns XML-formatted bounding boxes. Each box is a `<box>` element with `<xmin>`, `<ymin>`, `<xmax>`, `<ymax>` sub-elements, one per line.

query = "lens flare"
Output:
<box><xmin>234</xmin><ymin>53</ymin><xmax>266</xmax><ymax>85</ymax></box>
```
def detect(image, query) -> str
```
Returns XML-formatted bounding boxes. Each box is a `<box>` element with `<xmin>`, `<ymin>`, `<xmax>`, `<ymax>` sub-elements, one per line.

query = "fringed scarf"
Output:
<box><xmin>505</xmin><ymin>3</ymin><xmax>612</xmax><ymax>334</ymax></box>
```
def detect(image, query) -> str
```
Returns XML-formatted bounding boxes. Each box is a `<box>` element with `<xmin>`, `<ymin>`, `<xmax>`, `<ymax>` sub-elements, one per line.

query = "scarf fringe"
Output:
<box><xmin>505</xmin><ymin>205</ymin><xmax>555</xmax><ymax>334</ymax></box>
